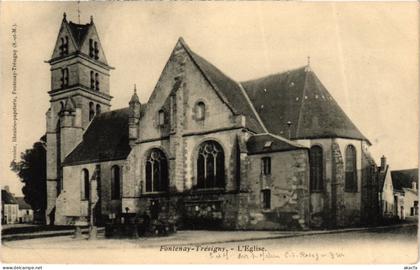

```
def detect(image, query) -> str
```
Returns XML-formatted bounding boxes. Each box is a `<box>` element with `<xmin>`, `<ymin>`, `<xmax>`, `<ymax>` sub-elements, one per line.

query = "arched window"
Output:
<box><xmin>61</xmin><ymin>68</ymin><xmax>69</xmax><ymax>88</ymax></box>
<box><xmin>111</xmin><ymin>166</ymin><xmax>121</xmax><ymax>200</ymax></box>
<box><xmin>196</xmin><ymin>141</ymin><xmax>225</xmax><ymax>189</ymax></box>
<box><xmin>145</xmin><ymin>149</ymin><xmax>168</xmax><ymax>192</ymax></box>
<box><xmin>89</xmin><ymin>102</ymin><xmax>95</xmax><ymax>121</ymax></box>
<box><xmin>96</xmin><ymin>104</ymin><xmax>101</xmax><ymax>115</ymax></box>
<box><xmin>195</xmin><ymin>102</ymin><xmax>206</xmax><ymax>120</ymax></box>
<box><xmin>81</xmin><ymin>169</ymin><xmax>89</xmax><ymax>200</ymax></box>
<box><xmin>158</xmin><ymin>110</ymin><xmax>165</xmax><ymax>126</ymax></box>
<box><xmin>345</xmin><ymin>145</ymin><xmax>357</xmax><ymax>192</ymax></box>
<box><xmin>95</xmin><ymin>73</ymin><xmax>100</xmax><ymax>91</ymax></box>
<box><xmin>59</xmin><ymin>101</ymin><xmax>64</xmax><ymax>114</ymax></box>
<box><xmin>90</xmin><ymin>71</ymin><xmax>95</xmax><ymax>90</ymax></box>
<box><xmin>309</xmin><ymin>146</ymin><xmax>323</xmax><ymax>191</ymax></box>
<box><xmin>94</xmin><ymin>41</ymin><xmax>99</xmax><ymax>60</ymax></box>
<box><xmin>64</xmin><ymin>36</ymin><xmax>68</xmax><ymax>54</ymax></box>
<box><xmin>89</xmin><ymin>39</ymin><xmax>94</xmax><ymax>57</ymax></box>
<box><xmin>60</xmin><ymin>36</ymin><xmax>68</xmax><ymax>56</ymax></box>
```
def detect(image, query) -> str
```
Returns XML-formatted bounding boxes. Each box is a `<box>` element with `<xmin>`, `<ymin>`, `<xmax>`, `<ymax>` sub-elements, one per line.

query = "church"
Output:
<box><xmin>45</xmin><ymin>14</ymin><xmax>380</xmax><ymax>230</ymax></box>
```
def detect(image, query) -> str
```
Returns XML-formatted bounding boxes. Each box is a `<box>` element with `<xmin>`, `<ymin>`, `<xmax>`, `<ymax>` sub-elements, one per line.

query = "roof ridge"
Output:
<box><xmin>241</xmin><ymin>66</ymin><xmax>307</xmax><ymax>84</ymax></box>
<box><xmin>237</xmin><ymin>82</ymin><xmax>268</xmax><ymax>133</ymax></box>
<box><xmin>295</xmin><ymin>68</ymin><xmax>311</xmax><ymax>138</ymax></box>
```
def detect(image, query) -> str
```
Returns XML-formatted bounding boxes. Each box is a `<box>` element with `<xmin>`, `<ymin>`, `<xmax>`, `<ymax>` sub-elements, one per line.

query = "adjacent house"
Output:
<box><xmin>1</xmin><ymin>186</ymin><xmax>19</xmax><ymax>224</ymax></box>
<box><xmin>391</xmin><ymin>169</ymin><xmax>419</xmax><ymax>220</ymax></box>
<box><xmin>377</xmin><ymin>156</ymin><xmax>397</xmax><ymax>218</ymax></box>
<box><xmin>15</xmin><ymin>197</ymin><xmax>34</xmax><ymax>223</ymax></box>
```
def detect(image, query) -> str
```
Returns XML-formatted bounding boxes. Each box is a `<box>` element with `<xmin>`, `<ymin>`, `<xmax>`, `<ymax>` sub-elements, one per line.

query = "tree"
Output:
<box><xmin>10</xmin><ymin>135</ymin><xmax>47</xmax><ymax>223</ymax></box>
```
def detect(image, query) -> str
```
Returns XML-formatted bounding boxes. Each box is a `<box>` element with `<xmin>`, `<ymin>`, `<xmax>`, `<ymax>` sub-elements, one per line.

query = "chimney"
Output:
<box><xmin>380</xmin><ymin>155</ymin><xmax>386</xmax><ymax>171</ymax></box>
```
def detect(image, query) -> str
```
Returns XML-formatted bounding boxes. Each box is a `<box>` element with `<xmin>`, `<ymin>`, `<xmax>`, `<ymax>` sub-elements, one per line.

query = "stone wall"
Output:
<box><xmin>245</xmin><ymin>149</ymin><xmax>309</xmax><ymax>230</ymax></box>
<box><xmin>55</xmin><ymin>159</ymin><xmax>125</xmax><ymax>225</ymax></box>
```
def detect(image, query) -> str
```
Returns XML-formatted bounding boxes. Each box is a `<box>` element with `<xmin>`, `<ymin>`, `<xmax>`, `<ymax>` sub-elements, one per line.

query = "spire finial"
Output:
<box><xmin>63</xmin><ymin>12</ymin><xmax>67</xmax><ymax>21</ymax></box>
<box><xmin>90</xmin><ymin>15</ymin><xmax>94</xmax><ymax>24</ymax></box>
<box><xmin>134</xmin><ymin>84</ymin><xmax>137</xmax><ymax>94</ymax></box>
<box><xmin>307</xmin><ymin>56</ymin><xmax>311</xmax><ymax>66</ymax></box>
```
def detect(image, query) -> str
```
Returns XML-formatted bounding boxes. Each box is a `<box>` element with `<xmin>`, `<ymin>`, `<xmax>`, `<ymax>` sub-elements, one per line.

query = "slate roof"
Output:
<box><xmin>391</xmin><ymin>169</ymin><xmax>418</xmax><ymax>191</ymax></box>
<box><xmin>67</xmin><ymin>21</ymin><xmax>91</xmax><ymax>48</ymax></box>
<box><xmin>1</xmin><ymin>189</ymin><xmax>17</xmax><ymax>204</ymax></box>
<box><xmin>241</xmin><ymin>67</ymin><xmax>370</xmax><ymax>143</ymax></box>
<box><xmin>246</xmin><ymin>133</ymin><xmax>306</xmax><ymax>155</ymax></box>
<box><xmin>15</xmin><ymin>197</ymin><xmax>31</xmax><ymax>210</ymax></box>
<box><xmin>179</xmin><ymin>39</ymin><xmax>265</xmax><ymax>134</ymax></box>
<box><xmin>63</xmin><ymin>108</ymin><xmax>132</xmax><ymax>166</ymax></box>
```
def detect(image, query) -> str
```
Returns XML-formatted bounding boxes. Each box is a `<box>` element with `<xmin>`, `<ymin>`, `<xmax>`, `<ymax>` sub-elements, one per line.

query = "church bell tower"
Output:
<box><xmin>45</xmin><ymin>13</ymin><xmax>113</xmax><ymax>224</ymax></box>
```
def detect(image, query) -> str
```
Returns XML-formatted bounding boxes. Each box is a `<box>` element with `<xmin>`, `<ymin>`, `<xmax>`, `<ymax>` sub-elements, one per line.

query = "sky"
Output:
<box><xmin>0</xmin><ymin>2</ymin><xmax>418</xmax><ymax>196</ymax></box>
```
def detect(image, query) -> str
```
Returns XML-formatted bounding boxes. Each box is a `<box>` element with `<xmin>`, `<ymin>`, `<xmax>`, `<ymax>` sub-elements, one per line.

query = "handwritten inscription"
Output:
<box><xmin>160</xmin><ymin>244</ymin><xmax>345</xmax><ymax>262</ymax></box>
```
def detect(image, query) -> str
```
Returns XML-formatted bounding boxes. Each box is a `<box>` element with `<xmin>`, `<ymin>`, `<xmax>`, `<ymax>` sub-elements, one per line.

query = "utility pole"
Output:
<box><xmin>88</xmin><ymin>167</ymin><xmax>99</xmax><ymax>240</ymax></box>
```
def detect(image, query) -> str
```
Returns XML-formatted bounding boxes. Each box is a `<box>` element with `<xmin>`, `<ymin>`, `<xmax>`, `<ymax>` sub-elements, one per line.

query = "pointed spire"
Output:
<box><xmin>90</xmin><ymin>15</ymin><xmax>94</xmax><ymax>24</ymax></box>
<box><xmin>305</xmin><ymin>56</ymin><xmax>311</xmax><ymax>72</ymax></box>
<box><xmin>129</xmin><ymin>84</ymin><xmax>140</xmax><ymax>104</ymax></box>
<box><xmin>63</xmin><ymin>12</ymin><xmax>67</xmax><ymax>21</ymax></box>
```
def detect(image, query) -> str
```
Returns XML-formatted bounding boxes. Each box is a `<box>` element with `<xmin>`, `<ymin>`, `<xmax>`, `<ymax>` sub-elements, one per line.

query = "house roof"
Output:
<box><xmin>63</xmin><ymin>107</ymin><xmax>132</xmax><ymax>166</ymax></box>
<box><xmin>246</xmin><ymin>133</ymin><xmax>306</xmax><ymax>155</ymax></box>
<box><xmin>241</xmin><ymin>67</ymin><xmax>370</xmax><ymax>143</ymax></box>
<box><xmin>391</xmin><ymin>168</ymin><xmax>418</xmax><ymax>191</ymax></box>
<box><xmin>1</xmin><ymin>189</ymin><xmax>17</xmax><ymax>204</ymax></box>
<box><xmin>15</xmin><ymin>197</ymin><xmax>31</xmax><ymax>210</ymax></box>
<box><xmin>179</xmin><ymin>38</ymin><xmax>265</xmax><ymax>134</ymax></box>
<box><xmin>67</xmin><ymin>21</ymin><xmax>91</xmax><ymax>48</ymax></box>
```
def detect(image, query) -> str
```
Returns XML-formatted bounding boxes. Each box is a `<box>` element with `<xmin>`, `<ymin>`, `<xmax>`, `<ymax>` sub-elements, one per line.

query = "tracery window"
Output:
<box><xmin>145</xmin><ymin>149</ymin><xmax>168</xmax><ymax>192</ymax></box>
<box><xmin>345</xmin><ymin>145</ymin><xmax>357</xmax><ymax>192</ymax></box>
<box><xmin>196</xmin><ymin>141</ymin><xmax>225</xmax><ymax>189</ymax></box>
<box><xmin>309</xmin><ymin>145</ymin><xmax>323</xmax><ymax>191</ymax></box>
<box><xmin>111</xmin><ymin>166</ymin><xmax>121</xmax><ymax>200</ymax></box>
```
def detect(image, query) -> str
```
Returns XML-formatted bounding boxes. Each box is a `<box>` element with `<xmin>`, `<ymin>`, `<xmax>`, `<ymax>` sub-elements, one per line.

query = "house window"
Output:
<box><xmin>158</xmin><ymin>110</ymin><xmax>165</xmax><ymax>126</ymax></box>
<box><xmin>309</xmin><ymin>146</ymin><xmax>323</xmax><ymax>191</ymax></box>
<box><xmin>89</xmin><ymin>102</ymin><xmax>95</xmax><ymax>121</ymax></box>
<box><xmin>111</xmin><ymin>165</ymin><xmax>121</xmax><ymax>200</ymax></box>
<box><xmin>145</xmin><ymin>149</ymin><xmax>168</xmax><ymax>192</ymax></box>
<box><xmin>59</xmin><ymin>36</ymin><xmax>69</xmax><ymax>56</ymax></box>
<box><xmin>262</xmin><ymin>157</ymin><xmax>271</xmax><ymax>175</ymax></box>
<box><xmin>96</xmin><ymin>104</ymin><xmax>101</xmax><ymax>115</ymax></box>
<box><xmin>195</xmin><ymin>102</ymin><xmax>206</xmax><ymax>120</ymax></box>
<box><xmin>196</xmin><ymin>141</ymin><xmax>225</xmax><ymax>189</ymax></box>
<box><xmin>345</xmin><ymin>145</ymin><xmax>357</xmax><ymax>192</ymax></box>
<box><xmin>90</xmin><ymin>71</ymin><xmax>95</xmax><ymax>90</ymax></box>
<box><xmin>262</xmin><ymin>189</ymin><xmax>271</xmax><ymax>209</ymax></box>
<box><xmin>61</xmin><ymin>68</ymin><xmax>69</xmax><ymax>88</ymax></box>
<box><xmin>81</xmin><ymin>169</ymin><xmax>89</xmax><ymax>200</ymax></box>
